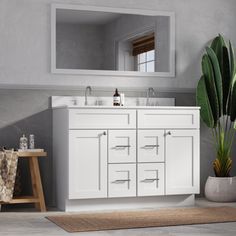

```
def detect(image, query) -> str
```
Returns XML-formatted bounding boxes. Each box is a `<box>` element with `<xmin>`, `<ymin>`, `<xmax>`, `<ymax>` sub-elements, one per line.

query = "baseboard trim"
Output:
<box><xmin>63</xmin><ymin>195</ymin><xmax>195</xmax><ymax>212</ymax></box>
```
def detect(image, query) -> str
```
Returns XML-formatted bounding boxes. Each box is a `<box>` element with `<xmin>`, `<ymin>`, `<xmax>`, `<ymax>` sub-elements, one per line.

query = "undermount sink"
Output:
<box><xmin>51</xmin><ymin>96</ymin><xmax>175</xmax><ymax>108</ymax></box>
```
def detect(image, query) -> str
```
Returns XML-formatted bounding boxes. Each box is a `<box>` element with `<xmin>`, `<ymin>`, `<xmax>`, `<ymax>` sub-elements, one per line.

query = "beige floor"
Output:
<box><xmin>1</xmin><ymin>199</ymin><xmax>236</xmax><ymax>236</ymax></box>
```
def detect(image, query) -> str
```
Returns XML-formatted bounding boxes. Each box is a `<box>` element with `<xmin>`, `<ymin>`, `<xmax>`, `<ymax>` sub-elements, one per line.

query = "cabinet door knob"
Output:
<box><xmin>166</xmin><ymin>131</ymin><xmax>171</xmax><ymax>136</ymax></box>
<box><xmin>103</xmin><ymin>131</ymin><xmax>107</xmax><ymax>135</ymax></box>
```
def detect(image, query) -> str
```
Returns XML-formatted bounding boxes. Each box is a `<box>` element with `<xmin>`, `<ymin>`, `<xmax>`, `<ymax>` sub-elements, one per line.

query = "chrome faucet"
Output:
<box><xmin>146</xmin><ymin>87</ymin><xmax>157</xmax><ymax>106</ymax></box>
<box><xmin>85</xmin><ymin>86</ymin><xmax>92</xmax><ymax>106</ymax></box>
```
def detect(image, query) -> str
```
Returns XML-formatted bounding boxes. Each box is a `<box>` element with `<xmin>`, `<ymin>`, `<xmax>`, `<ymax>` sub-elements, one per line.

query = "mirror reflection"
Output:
<box><xmin>55</xmin><ymin>9</ymin><xmax>171</xmax><ymax>73</ymax></box>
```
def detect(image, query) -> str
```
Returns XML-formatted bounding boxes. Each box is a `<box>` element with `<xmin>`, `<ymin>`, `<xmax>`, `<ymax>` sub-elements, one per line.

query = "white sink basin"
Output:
<box><xmin>51</xmin><ymin>96</ymin><xmax>175</xmax><ymax>108</ymax></box>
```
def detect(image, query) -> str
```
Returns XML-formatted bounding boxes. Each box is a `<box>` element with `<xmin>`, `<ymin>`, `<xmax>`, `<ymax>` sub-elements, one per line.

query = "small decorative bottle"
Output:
<box><xmin>29</xmin><ymin>134</ymin><xmax>35</xmax><ymax>149</ymax></box>
<box><xmin>19</xmin><ymin>134</ymin><xmax>28</xmax><ymax>150</ymax></box>
<box><xmin>120</xmin><ymin>93</ymin><xmax>125</xmax><ymax>106</ymax></box>
<box><xmin>113</xmin><ymin>88</ymin><xmax>121</xmax><ymax>106</ymax></box>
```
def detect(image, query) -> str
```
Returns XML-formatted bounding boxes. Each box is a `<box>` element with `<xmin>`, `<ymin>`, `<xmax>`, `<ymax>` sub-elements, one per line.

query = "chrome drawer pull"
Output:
<box><xmin>142</xmin><ymin>178</ymin><xmax>159</xmax><ymax>182</ymax></box>
<box><xmin>115</xmin><ymin>145</ymin><xmax>131</xmax><ymax>148</ymax></box>
<box><xmin>143</xmin><ymin>145</ymin><xmax>159</xmax><ymax>148</ymax></box>
<box><xmin>113</xmin><ymin>179</ymin><xmax>130</xmax><ymax>184</ymax></box>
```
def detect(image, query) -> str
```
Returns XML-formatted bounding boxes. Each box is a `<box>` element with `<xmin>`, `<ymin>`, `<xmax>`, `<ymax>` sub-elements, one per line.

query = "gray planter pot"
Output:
<box><xmin>205</xmin><ymin>176</ymin><xmax>236</xmax><ymax>202</ymax></box>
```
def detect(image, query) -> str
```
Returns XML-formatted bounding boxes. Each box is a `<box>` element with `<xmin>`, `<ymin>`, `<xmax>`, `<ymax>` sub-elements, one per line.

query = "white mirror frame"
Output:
<box><xmin>51</xmin><ymin>4</ymin><xmax>175</xmax><ymax>77</ymax></box>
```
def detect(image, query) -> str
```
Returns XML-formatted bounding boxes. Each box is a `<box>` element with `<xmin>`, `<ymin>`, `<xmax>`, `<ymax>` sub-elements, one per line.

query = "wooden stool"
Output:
<box><xmin>1</xmin><ymin>151</ymin><xmax>47</xmax><ymax>212</ymax></box>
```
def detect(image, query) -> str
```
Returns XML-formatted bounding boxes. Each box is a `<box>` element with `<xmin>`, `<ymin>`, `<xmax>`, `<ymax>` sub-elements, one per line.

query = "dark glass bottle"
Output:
<box><xmin>113</xmin><ymin>88</ymin><xmax>121</xmax><ymax>106</ymax></box>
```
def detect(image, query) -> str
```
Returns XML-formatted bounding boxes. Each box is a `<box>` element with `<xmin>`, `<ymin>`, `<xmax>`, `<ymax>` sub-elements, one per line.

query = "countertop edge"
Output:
<box><xmin>51</xmin><ymin>105</ymin><xmax>200</xmax><ymax>110</ymax></box>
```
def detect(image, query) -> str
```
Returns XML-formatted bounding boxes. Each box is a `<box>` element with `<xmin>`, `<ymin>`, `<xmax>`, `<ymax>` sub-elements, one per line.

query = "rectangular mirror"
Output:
<box><xmin>51</xmin><ymin>4</ymin><xmax>175</xmax><ymax>77</ymax></box>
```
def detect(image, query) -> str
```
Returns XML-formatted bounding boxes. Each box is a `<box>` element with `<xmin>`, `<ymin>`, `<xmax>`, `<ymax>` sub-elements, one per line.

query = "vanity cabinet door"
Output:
<box><xmin>69</xmin><ymin>130</ymin><xmax>107</xmax><ymax>199</ymax></box>
<box><xmin>108</xmin><ymin>130</ymin><xmax>136</xmax><ymax>163</ymax></box>
<box><xmin>165</xmin><ymin>130</ymin><xmax>199</xmax><ymax>195</ymax></box>
<box><xmin>138</xmin><ymin>130</ymin><xmax>165</xmax><ymax>163</ymax></box>
<box><xmin>137</xmin><ymin>163</ymin><xmax>165</xmax><ymax>196</ymax></box>
<box><xmin>108</xmin><ymin>164</ymin><xmax>136</xmax><ymax>197</ymax></box>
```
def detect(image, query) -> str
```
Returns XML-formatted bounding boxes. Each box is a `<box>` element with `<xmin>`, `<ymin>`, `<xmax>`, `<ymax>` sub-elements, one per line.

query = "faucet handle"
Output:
<box><xmin>85</xmin><ymin>86</ymin><xmax>92</xmax><ymax>106</ymax></box>
<box><xmin>148</xmin><ymin>87</ymin><xmax>156</xmax><ymax>96</ymax></box>
<box><xmin>85</xmin><ymin>86</ymin><xmax>92</xmax><ymax>94</ymax></box>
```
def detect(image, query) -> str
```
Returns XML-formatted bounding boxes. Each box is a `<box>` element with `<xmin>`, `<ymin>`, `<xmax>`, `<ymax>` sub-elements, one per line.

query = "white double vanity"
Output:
<box><xmin>50</xmin><ymin>4</ymin><xmax>199</xmax><ymax>212</ymax></box>
<box><xmin>52</xmin><ymin>97</ymin><xmax>200</xmax><ymax>212</ymax></box>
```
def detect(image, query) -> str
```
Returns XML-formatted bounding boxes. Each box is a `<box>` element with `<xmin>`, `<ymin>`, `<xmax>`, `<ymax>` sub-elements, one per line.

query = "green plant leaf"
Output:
<box><xmin>222</xmin><ymin>46</ymin><xmax>231</xmax><ymax>114</ymax></box>
<box><xmin>210</xmin><ymin>34</ymin><xmax>226</xmax><ymax>70</ymax></box>
<box><xmin>229</xmin><ymin>45</ymin><xmax>236</xmax><ymax>119</ymax></box>
<box><xmin>229</xmin><ymin>41</ymin><xmax>236</xmax><ymax>80</ymax></box>
<box><xmin>210</xmin><ymin>35</ymin><xmax>231</xmax><ymax>115</ymax></box>
<box><xmin>196</xmin><ymin>76</ymin><xmax>215</xmax><ymax>128</ymax></box>
<box><xmin>206</xmin><ymin>47</ymin><xmax>223</xmax><ymax>117</ymax></box>
<box><xmin>230</xmin><ymin>80</ymin><xmax>236</xmax><ymax>122</ymax></box>
<box><xmin>201</xmin><ymin>54</ymin><xmax>219</xmax><ymax>125</ymax></box>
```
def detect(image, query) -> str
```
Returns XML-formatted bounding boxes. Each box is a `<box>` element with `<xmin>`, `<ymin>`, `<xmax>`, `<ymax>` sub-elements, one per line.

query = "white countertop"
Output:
<box><xmin>51</xmin><ymin>96</ymin><xmax>200</xmax><ymax>110</ymax></box>
<box><xmin>52</xmin><ymin>105</ymin><xmax>200</xmax><ymax>110</ymax></box>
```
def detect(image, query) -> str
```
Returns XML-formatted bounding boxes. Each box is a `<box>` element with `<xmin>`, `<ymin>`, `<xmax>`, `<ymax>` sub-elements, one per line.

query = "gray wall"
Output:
<box><xmin>56</xmin><ymin>23</ymin><xmax>105</xmax><ymax>69</ymax></box>
<box><xmin>1</xmin><ymin>0</ymin><xmax>236</xmax><ymax>89</ymax></box>
<box><xmin>155</xmin><ymin>16</ymin><xmax>170</xmax><ymax>72</ymax></box>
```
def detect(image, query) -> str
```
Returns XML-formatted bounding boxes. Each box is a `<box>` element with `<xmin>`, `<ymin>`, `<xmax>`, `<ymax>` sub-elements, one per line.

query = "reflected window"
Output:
<box><xmin>137</xmin><ymin>50</ymin><xmax>155</xmax><ymax>72</ymax></box>
<box><xmin>132</xmin><ymin>33</ymin><xmax>155</xmax><ymax>72</ymax></box>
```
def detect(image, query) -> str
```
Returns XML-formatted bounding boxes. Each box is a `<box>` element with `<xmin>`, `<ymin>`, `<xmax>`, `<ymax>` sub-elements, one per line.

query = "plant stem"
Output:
<box><xmin>228</xmin><ymin>124</ymin><xmax>236</xmax><ymax>152</ymax></box>
<box><xmin>217</xmin><ymin>120</ymin><xmax>222</xmax><ymax>151</ymax></box>
<box><xmin>225</xmin><ymin>115</ymin><xmax>229</xmax><ymax>144</ymax></box>
<box><xmin>211</xmin><ymin>128</ymin><xmax>218</xmax><ymax>151</ymax></box>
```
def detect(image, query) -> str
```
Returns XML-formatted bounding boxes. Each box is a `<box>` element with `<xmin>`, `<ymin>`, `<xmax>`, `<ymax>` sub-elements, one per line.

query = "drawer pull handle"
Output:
<box><xmin>115</xmin><ymin>145</ymin><xmax>131</xmax><ymax>148</ymax></box>
<box><xmin>113</xmin><ymin>179</ymin><xmax>130</xmax><ymax>184</ymax></box>
<box><xmin>142</xmin><ymin>178</ymin><xmax>159</xmax><ymax>182</ymax></box>
<box><xmin>143</xmin><ymin>145</ymin><xmax>159</xmax><ymax>148</ymax></box>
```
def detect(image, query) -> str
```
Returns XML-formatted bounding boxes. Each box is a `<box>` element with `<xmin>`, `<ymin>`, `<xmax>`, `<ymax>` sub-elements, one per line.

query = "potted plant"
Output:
<box><xmin>196</xmin><ymin>34</ymin><xmax>236</xmax><ymax>202</ymax></box>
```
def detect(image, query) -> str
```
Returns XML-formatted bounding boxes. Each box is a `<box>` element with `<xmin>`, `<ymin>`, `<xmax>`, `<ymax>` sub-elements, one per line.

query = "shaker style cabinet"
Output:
<box><xmin>165</xmin><ymin>130</ymin><xmax>199</xmax><ymax>194</ymax></box>
<box><xmin>108</xmin><ymin>130</ymin><xmax>136</xmax><ymax>163</ymax></box>
<box><xmin>137</xmin><ymin>163</ymin><xmax>165</xmax><ymax>196</ymax></box>
<box><xmin>108</xmin><ymin>164</ymin><xmax>136</xmax><ymax>197</ymax></box>
<box><xmin>68</xmin><ymin>130</ymin><xmax>107</xmax><ymax>199</ymax></box>
<box><xmin>53</xmin><ymin>107</ymin><xmax>200</xmax><ymax>211</ymax></box>
<box><xmin>138</xmin><ymin>130</ymin><xmax>165</xmax><ymax>163</ymax></box>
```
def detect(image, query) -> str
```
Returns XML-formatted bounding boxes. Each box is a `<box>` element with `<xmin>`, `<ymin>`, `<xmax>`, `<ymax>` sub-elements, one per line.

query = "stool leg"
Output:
<box><xmin>29</xmin><ymin>157</ymin><xmax>46</xmax><ymax>212</ymax></box>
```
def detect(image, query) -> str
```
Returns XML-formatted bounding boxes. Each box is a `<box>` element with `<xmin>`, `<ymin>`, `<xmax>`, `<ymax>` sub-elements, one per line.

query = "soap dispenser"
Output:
<box><xmin>113</xmin><ymin>88</ymin><xmax>121</xmax><ymax>106</ymax></box>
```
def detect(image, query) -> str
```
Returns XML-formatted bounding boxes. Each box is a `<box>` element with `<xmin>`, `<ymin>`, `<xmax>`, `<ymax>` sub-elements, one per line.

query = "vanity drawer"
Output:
<box><xmin>138</xmin><ymin>110</ymin><xmax>199</xmax><ymax>129</ymax></box>
<box><xmin>108</xmin><ymin>130</ymin><xmax>136</xmax><ymax>163</ymax></box>
<box><xmin>137</xmin><ymin>163</ymin><xmax>165</xmax><ymax>196</ymax></box>
<box><xmin>138</xmin><ymin>130</ymin><xmax>165</xmax><ymax>163</ymax></box>
<box><xmin>108</xmin><ymin>164</ymin><xmax>136</xmax><ymax>197</ymax></box>
<box><xmin>69</xmin><ymin>109</ymin><xmax>136</xmax><ymax>129</ymax></box>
